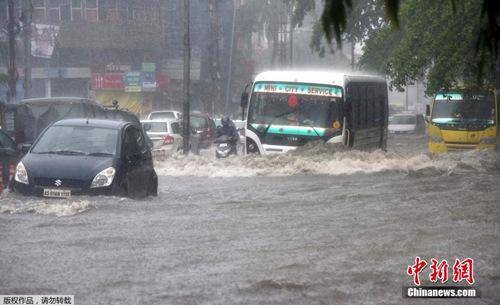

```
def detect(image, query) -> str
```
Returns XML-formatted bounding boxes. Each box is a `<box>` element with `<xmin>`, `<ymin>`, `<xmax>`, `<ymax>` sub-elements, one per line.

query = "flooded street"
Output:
<box><xmin>1</xmin><ymin>134</ymin><xmax>499</xmax><ymax>305</ymax></box>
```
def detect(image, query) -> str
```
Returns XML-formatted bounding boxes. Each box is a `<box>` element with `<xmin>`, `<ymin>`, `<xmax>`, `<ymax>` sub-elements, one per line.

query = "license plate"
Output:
<box><xmin>219</xmin><ymin>143</ymin><xmax>228</xmax><ymax>147</ymax></box>
<box><xmin>43</xmin><ymin>189</ymin><xmax>71</xmax><ymax>198</ymax></box>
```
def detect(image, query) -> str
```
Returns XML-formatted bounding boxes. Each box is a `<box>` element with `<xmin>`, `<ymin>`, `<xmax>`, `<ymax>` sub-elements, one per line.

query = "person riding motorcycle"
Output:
<box><xmin>216</xmin><ymin>116</ymin><xmax>239</xmax><ymax>141</ymax></box>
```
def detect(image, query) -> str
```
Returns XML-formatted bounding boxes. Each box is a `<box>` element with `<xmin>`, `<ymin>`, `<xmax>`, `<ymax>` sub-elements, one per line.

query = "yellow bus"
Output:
<box><xmin>426</xmin><ymin>91</ymin><xmax>497</xmax><ymax>152</ymax></box>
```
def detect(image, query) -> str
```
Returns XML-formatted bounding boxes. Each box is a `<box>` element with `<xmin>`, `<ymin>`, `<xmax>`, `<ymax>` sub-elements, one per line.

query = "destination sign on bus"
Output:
<box><xmin>435</xmin><ymin>93</ymin><xmax>463</xmax><ymax>100</ymax></box>
<box><xmin>254</xmin><ymin>82</ymin><xmax>343</xmax><ymax>98</ymax></box>
<box><xmin>435</xmin><ymin>93</ymin><xmax>488</xmax><ymax>101</ymax></box>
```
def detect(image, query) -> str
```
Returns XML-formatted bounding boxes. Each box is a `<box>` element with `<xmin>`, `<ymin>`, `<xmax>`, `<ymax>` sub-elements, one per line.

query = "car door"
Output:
<box><xmin>122</xmin><ymin>126</ymin><xmax>151</xmax><ymax>197</ymax></box>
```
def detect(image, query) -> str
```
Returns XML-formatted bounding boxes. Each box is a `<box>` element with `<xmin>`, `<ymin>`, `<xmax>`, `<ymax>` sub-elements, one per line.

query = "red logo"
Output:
<box><xmin>407</xmin><ymin>256</ymin><xmax>427</xmax><ymax>286</ymax></box>
<box><xmin>452</xmin><ymin>258</ymin><xmax>475</xmax><ymax>285</ymax></box>
<box><xmin>407</xmin><ymin>257</ymin><xmax>475</xmax><ymax>286</ymax></box>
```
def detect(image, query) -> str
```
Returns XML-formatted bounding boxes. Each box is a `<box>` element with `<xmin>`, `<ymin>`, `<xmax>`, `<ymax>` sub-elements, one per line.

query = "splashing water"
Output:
<box><xmin>154</xmin><ymin>143</ymin><xmax>497</xmax><ymax>177</ymax></box>
<box><xmin>0</xmin><ymin>192</ymin><xmax>94</xmax><ymax>217</ymax></box>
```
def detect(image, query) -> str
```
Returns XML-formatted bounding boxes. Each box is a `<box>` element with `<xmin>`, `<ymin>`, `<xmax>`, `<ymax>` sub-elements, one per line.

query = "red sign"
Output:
<box><xmin>91</xmin><ymin>73</ymin><xmax>124</xmax><ymax>90</ymax></box>
<box><xmin>156</xmin><ymin>73</ymin><xmax>170</xmax><ymax>91</ymax></box>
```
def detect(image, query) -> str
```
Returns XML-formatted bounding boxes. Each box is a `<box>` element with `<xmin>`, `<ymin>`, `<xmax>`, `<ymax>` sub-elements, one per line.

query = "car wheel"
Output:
<box><xmin>112</xmin><ymin>180</ymin><xmax>128</xmax><ymax>197</ymax></box>
<box><xmin>246</xmin><ymin>139</ymin><xmax>260</xmax><ymax>154</ymax></box>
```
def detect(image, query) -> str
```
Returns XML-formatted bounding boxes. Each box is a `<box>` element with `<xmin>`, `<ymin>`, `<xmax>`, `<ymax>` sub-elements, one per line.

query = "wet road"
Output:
<box><xmin>1</xmin><ymin>134</ymin><xmax>499</xmax><ymax>305</ymax></box>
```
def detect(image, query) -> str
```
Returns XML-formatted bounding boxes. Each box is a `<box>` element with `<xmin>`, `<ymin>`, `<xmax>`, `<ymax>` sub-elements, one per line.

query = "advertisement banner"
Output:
<box><xmin>91</xmin><ymin>73</ymin><xmax>124</xmax><ymax>90</ymax></box>
<box><xmin>124</xmin><ymin>71</ymin><xmax>142</xmax><ymax>92</ymax></box>
<box><xmin>141</xmin><ymin>72</ymin><xmax>157</xmax><ymax>92</ymax></box>
<box><xmin>31</xmin><ymin>24</ymin><xmax>60</xmax><ymax>59</ymax></box>
<box><xmin>142</xmin><ymin>63</ymin><xmax>156</xmax><ymax>73</ymax></box>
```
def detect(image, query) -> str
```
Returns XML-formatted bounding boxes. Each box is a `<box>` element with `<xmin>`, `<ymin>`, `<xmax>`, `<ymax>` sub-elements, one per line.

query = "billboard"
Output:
<box><xmin>31</xmin><ymin>24</ymin><xmax>60</xmax><ymax>59</ymax></box>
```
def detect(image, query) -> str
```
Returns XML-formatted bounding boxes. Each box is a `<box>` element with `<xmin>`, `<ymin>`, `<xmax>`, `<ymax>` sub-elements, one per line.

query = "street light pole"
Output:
<box><xmin>7</xmin><ymin>0</ymin><xmax>17</xmax><ymax>103</ymax></box>
<box><xmin>182</xmin><ymin>0</ymin><xmax>191</xmax><ymax>154</ymax></box>
<box><xmin>23</xmin><ymin>0</ymin><xmax>32</xmax><ymax>99</ymax></box>
<box><xmin>224</xmin><ymin>0</ymin><xmax>237</xmax><ymax>114</ymax></box>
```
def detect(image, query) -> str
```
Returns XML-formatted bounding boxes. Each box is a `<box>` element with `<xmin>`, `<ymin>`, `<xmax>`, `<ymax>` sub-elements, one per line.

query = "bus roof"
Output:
<box><xmin>253</xmin><ymin>71</ymin><xmax>386</xmax><ymax>87</ymax></box>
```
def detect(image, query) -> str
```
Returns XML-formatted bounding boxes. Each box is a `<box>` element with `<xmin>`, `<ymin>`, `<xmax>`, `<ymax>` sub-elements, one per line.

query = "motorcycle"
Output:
<box><xmin>214</xmin><ymin>135</ymin><xmax>238</xmax><ymax>158</ymax></box>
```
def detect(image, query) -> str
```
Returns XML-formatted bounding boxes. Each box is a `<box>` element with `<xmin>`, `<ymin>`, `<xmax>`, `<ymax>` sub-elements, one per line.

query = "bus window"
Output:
<box><xmin>367</xmin><ymin>86</ymin><xmax>375</xmax><ymax>128</ymax></box>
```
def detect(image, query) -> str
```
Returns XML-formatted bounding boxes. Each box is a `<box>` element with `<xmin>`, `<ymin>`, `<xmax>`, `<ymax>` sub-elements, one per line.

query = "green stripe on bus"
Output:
<box><xmin>251</xmin><ymin>124</ymin><xmax>325</xmax><ymax>136</ymax></box>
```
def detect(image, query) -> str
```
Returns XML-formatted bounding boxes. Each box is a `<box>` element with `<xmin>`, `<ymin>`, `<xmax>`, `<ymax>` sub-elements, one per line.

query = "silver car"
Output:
<box><xmin>146</xmin><ymin>111</ymin><xmax>182</xmax><ymax>121</ymax></box>
<box><xmin>141</xmin><ymin>120</ymin><xmax>183</xmax><ymax>153</ymax></box>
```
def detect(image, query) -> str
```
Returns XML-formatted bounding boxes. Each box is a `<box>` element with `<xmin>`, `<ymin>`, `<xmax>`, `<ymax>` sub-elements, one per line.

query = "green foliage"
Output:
<box><xmin>311</xmin><ymin>0</ymin><xmax>385</xmax><ymax>58</ymax></box>
<box><xmin>359</xmin><ymin>0</ymin><xmax>497</xmax><ymax>94</ymax></box>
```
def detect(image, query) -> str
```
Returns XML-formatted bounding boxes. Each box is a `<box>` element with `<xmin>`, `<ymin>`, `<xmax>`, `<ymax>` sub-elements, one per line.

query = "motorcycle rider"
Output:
<box><xmin>216</xmin><ymin>116</ymin><xmax>239</xmax><ymax>155</ymax></box>
<box><xmin>216</xmin><ymin>116</ymin><xmax>239</xmax><ymax>140</ymax></box>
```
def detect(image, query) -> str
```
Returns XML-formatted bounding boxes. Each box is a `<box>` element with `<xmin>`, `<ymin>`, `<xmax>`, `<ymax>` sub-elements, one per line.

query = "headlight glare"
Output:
<box><xmin>14</xmin><ymin>162</ymin><xmax>29</xmax><ymax>184</ymax></box>
<box><xmin>90</xmin><ymin>167</ymin><xmax>116</xmax><ymax>188</ymax></box>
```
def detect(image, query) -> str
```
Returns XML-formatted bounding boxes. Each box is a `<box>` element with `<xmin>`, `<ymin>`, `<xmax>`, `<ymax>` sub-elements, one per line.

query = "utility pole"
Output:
<box><xmin>208</xmin><ymin>0</ymin><xmax>221</xmax><ymax>116</ymax></box>
<box><xmin>289</xmin><ymin>2</ymin><xmax>294</xmax><ymax>68</ymax></box>
<box><xmin>7</xmin><ymin>0</ymin><xmax>17</xmax><ymax>103</ymax></box>
<box><xmin>224</xmin><ymin>0</ymin><xmax>236</xmax><ymax>114</ymax></box>
<box><xmin>23</xmin><ymin>0</ymin><xmax>32</xmax><ymax>99</ymax></box>
<box><xmin>182</xmin><ymin>0</ymin><xmax>191</xmax><ymax>154</ymax></box>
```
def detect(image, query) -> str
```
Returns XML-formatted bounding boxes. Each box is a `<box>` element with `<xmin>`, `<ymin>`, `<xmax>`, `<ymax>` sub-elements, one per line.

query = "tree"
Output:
<box><xmin>320</xmin><ymin>0</ymin><xmax>499</xmax><ymax>57</ymax></box>
<box><xmin>237</xmin><ymin>0</ymin><xmax>315</xmax><ymax>67</ymax></box>
<box><xmin>359</xmin><ymin>0</ymin><xmax>497</xmax><ymax>94</ymax></box>
<box><xmin>310</xmin><ymin>0</ymin><xmax>385</xmax><ymax>68</ymax></box>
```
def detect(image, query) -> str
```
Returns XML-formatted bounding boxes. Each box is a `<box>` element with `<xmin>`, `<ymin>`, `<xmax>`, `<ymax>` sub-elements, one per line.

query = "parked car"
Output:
<box><xmin>141</xmin><ymin>119</ymin><xmax>182</xmax><ymax>152</ymax></box>
<box><xmin>190</xmin><ymin>112</ymin><xmax>216</xmax><ymax>150</ymax></box>
<box><xmin>147</xmin><ymin>110</ymin><xmax>182</xmax><ymax>121</ymax></box>
<box><xmin>11</xmin><ymin>119</ymin><xmax>158</xmax><ymax>198</ymax></box>
<box><xmin>388</xmin><ymin>113</ymin><xmax>426</xmax><ymax>134</ymax></box>
<box><xmin>13</xmin><ymin>97</ymin><xmax>140</xmax><ymax>146</ymax></box>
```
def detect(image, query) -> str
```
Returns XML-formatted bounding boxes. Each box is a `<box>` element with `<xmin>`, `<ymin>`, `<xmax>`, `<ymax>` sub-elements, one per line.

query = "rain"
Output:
<box><xmin>1</xmin><ymin>1</ymin><xmax>499</xmax><ymax>304</ymax></box>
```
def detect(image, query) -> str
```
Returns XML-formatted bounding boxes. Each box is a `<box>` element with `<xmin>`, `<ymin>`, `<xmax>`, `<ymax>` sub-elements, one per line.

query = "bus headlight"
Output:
<box><xmin>429</xmin><ymin>134</ymin><xmax>444</xmax><ymax>143</ymax></box>
<box><xmin>14</xmin><ymin>162</ymin><xmax>29</xmax><ymax>185</ymax></box>
<box><xmin>91</xmin><ymin>167</ymin><xmax>116</xmax><ymax>188</ymax></box>
<box><xmin>480</xmin><ymin>137</ymin><xmax>496</xmax><ymax>145</ymax></box>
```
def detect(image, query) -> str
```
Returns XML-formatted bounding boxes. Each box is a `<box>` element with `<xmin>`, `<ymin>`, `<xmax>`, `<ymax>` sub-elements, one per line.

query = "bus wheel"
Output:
<box><xmin>246</xmin><ymin>139</ymin><xmax>260</xmax><ymax>154</ymax></box>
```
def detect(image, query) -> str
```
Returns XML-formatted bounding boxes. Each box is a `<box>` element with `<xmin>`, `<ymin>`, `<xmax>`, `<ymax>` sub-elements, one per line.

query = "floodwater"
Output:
<box><xmin>1</xmin><ymin>134</ymin><xmax>499</xmax><ymax>305</ymax></box>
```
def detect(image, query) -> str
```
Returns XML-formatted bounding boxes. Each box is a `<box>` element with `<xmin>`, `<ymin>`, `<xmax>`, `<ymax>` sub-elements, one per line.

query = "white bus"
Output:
<box><xmin>240</xmin><ymin>71</ymin><xmax>389</xmax><ymax>154</ymax></box>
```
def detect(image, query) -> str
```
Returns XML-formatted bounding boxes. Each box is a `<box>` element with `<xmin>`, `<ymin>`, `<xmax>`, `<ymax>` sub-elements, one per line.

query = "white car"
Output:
<box><xmin>147</xmin><ymin>111</ymin><xmax>182</xmax><ymax>121</ymax></box>
<box><xmin>141</xmin><ymin>120</ymin><xmax>182</xmax><ymax>152</ymax></box>
<box><xmin>389</xmin><ymin>114</ymin><xmax>425</xmax><ymax>134</ymax></box>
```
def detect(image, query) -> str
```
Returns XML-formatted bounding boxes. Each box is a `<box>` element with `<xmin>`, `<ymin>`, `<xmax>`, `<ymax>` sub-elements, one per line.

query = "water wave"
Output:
<box><xmin>0</xmin><ymin>192</ymin><xmax>94</xmax><ymax>217</ymax></box>
<box><xmin>154</xmin><ymin>142</ymin><xmax>498</xmax><ymax>177</ymax></box>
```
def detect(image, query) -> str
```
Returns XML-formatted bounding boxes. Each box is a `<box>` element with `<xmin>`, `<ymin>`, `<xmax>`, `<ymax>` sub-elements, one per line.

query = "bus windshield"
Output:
<box><xmin>432</xmin><ymin>93</ymin><xmax>495</xmax><ymax>124</ymax></box>
<box><xmin>248</xmin><ymin>85</ymin><xmax>342</xmax><ymax>128</ymax></box>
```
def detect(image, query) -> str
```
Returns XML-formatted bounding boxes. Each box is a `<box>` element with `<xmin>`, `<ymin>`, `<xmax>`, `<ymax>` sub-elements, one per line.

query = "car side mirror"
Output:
<box><xmin>425</xmin><ymin>105</ymin><xmax>431</xmax><ymax>123</ymax></box>
<box><xmin>143</xmin><ymin>123</ymin><xmax>151</xmax><ymax>132</ymax></box>
<box><xmin>20</xmin><ymin>143</ymin><xmax>31</xmax><ymax>154</ymax></box>
<box><xmin>241</xmin><ymin>92</ymin><xmax>249</xmax><ymax>109</ymax></box>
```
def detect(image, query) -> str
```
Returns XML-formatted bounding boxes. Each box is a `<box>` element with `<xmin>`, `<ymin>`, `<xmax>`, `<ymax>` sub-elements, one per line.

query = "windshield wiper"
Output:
<box><xmin>87</xmin><ymin>152</ymin><xmax>114</xmax><ymax>157</ymax></box>
<box><xmin>259</xmin><ymin>109</ymin><xmax>298</xmax><ymax>138</ymax></box>
<box><xmin>36</xmin><ymin>150</ymin><xmax>86</xmax><ymax>155</ymax></box>
<box><xmin>301</xmin><ymin>120</ymin><xmax>325</xmax><ymax>141</ymax></box>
